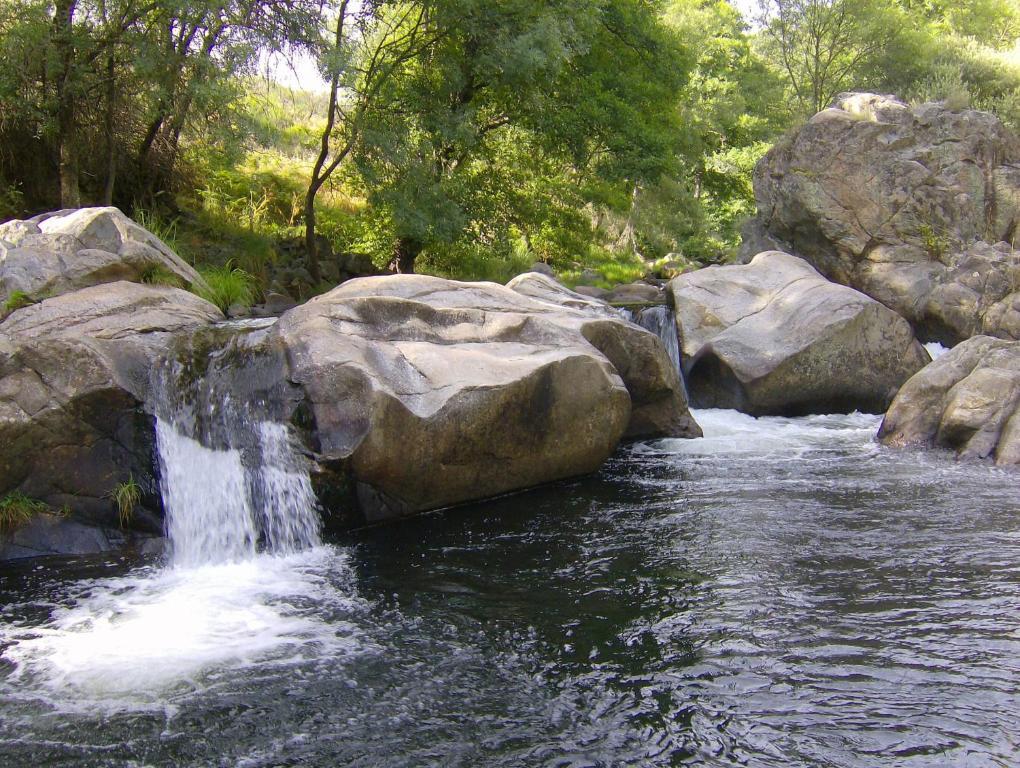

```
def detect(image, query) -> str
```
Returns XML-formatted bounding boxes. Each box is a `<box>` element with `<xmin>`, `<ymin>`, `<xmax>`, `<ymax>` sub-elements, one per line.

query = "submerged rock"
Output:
<box><xmin>0</xmin><ymin>281</ymin><xmax>223</xmax><ymax>530</ymax></box>
<box><xmin>670</xmin><ymin>251</ymin><xmax>929</xmax><ymax>415</ymax></box>
<box><xmin>741</xmin><ymin>93</ymin><xmax>1020</xmax><ymax>344</ymax></box>
<box><xmin>275</xmin><ymin>273</ymin><xmax>699</xmax><ymax>522</ymax></box>
<box><xmin>879</xmin><ymin>336</ymin><xmax>1020</xmax><ymax>465</ymax></box>
<box><xmin>0</xmin><ymin>206</ymin><xmax>207</xmax><ymax>305</ymax></box>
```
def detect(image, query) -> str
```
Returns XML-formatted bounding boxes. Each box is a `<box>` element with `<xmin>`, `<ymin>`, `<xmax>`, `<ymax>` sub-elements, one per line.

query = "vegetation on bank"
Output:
<box><xmin>0</xmin><ymin>0</ymin><xmax>1017</xmax><ymax>300</ymax></box>
<box><xmin>111</xmin><ymin>476</ymin><xmax>141</xmax><ymax>528</ymax></box>
<box><xmin>0</xmin><ymin>492</ymin><xmax>49</xmax><ymax>534</ymax></box>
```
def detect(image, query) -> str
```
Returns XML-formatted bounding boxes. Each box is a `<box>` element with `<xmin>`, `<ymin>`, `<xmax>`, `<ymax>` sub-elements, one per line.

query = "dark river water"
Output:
<box><xmin>1</xmin><ymin>410</ymin><xmax>1019</xmax><ymax>767</ymax></box>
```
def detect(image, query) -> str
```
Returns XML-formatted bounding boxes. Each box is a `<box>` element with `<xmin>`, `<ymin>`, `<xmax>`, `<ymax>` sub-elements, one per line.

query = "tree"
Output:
<box><xmin>348</xmin><ymin>0</ymin><xmax>689</xmax><ymax>274</ymax></box>
<box><xmin>304</xmin><ymin>1</ymin><xmax>434</xmax><ymax>282</ymax></box>
<box><xmin>0</xmin><ymin>0</ymin><xmax>321</xmax><ymax>211</ymax></box>
<box><xmin>644</xmin><ymin>0</ymin><xmax>788</xmax><ymax>261</ymax></box>
<box><xmin>755</xmin><ymin>0</ymin><xmax>909</xmax><ymax>114</ymax></box>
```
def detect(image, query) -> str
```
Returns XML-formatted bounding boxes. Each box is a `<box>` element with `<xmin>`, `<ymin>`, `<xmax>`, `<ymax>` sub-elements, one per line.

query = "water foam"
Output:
<box><xmin>1</xmin><ymin>548</ymin><xmax>367</xmax><ymax>709</ymax></box>
<box><xmin>637</xmin><ymin>408</ymin><xmax>882</xmax><ymax>458</ymax></box>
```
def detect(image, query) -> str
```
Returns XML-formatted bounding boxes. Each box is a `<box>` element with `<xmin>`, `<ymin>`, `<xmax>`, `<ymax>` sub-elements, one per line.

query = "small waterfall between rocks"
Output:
<box><xmin>621</xmin><ymin>304</ymin><xmax>687</xmax><ymax>399</ymax></box>
<box><xmin>152</xmin><ymin>322</ymin><xmax>321</xmax><ymax>567</ymax></box>
<box><xmin>627</xmin><ymin>304</ymin><xmax>682</xmax><ymax>374</ymax></box>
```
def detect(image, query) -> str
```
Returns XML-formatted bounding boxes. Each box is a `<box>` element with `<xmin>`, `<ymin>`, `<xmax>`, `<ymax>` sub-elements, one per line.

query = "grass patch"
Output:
<box><xmin>194</xmin><ymin>263</ymin><xmax>257</xmax><ymax>311</ymax></box>
<box><xmin>0</xmin><ymin>492</ymin><xmax>48</xmax><ymax>534</ymax></box>
<box><xmin>2</xmin><ymin>289</ymin><xmax>35</xmax><ymax>316</ymax></box>
<box><xmin>139</xmin><ymin>264</ymin><xmax>185</xmax><ymax>288</ymax></box>
<box><xmin>110</xmin><ymin>476</ymin><xmax>141</xmax><ymax>528</ymax></box>
<box><xmin>134</xmin><ymin>209</ymin><xmax>186</xmax><ymax>258</ymax></box>
<box><xmin>559</xmin><ymin>246</ymin><xmax>648</xmax><ymax>289</ymax></box>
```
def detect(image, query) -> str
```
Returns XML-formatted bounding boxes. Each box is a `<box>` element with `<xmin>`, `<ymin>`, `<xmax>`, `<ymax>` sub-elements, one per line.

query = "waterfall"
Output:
<box><xmin>152</xmin><ymin>325</ymin><xmax>321</xmax><ymax>567</ymax></box>
<box><xmin>620</xmin><ymin>303</ymin><xmax>689</xmax><ymax>400</ymax></box>
<box><xmin>629</xmin><ymin>304</ymin><xmax>682</xmax><ymax>375</ymax></box>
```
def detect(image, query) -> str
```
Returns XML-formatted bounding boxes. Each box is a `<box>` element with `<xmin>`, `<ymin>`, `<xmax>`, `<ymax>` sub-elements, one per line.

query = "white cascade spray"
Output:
<box><xmin>152</xmin><ymin>326</ymin><xmax>322</xmax><ymax>568</ymax></box>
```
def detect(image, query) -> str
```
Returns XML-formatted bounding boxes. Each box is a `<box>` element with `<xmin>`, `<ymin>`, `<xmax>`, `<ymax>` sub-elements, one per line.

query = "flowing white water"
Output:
<box><xmin>1</xmin><ymin>548</ymin><xmax>365</xmax><ymax>710</ymax></box>
<box><xmin>924</xmin><ymin>341</ymin><xmax>950</xmax><ymax>359</ymax></box>
<box><xmin>630</xmin><ymin>304</ymin><xmax>683</xmax><ymax>375</ymax></box>
<box><xmin>636</xmin><ymin>408</ymin><xmax>883</xmax><ymax>460</ymax></box>
<box><xmin>0</xmin><ymin>339</ymin><xmax>349</xmax><ymax>709</ymax></box>
<box><xmin>156</xmin><ymin>418</ymin><xmax>321</xmax><ymax>568</ymax></box>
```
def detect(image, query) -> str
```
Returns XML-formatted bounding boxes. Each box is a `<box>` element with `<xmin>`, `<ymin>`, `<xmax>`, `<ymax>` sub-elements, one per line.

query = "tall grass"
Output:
<box><xmin>0</xmin><ymin>492</ymin><xmax>47</xmax><ymax>533</ymax></box>
<box><xmin>195</xmin><ymin>264</ymin><xmax>257</xmax><ymax>311</ymax></box>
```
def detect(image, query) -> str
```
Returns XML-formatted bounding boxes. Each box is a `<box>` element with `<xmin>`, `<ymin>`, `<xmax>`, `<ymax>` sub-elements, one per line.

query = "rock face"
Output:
<box><xmin>0</xmin><ymin>281</ymin><xmax>223</xmax><ymax>527</ymax></box>
<box><xmin>878</xmin><ymin>336</ymin><xmax>1020</xmax><ymax>465</ymax></box>
<box><xmin>741</xmin><ymin>93</ymin><xmax>1020</xmax><ymax>344</ymax></box>
<box><xmin>506</xmin><ymin>273</ymin><xmax>700</xmax><ymax>440</ymax></box>
<box><xmin>670</xmin><ymin>251</ymin><xmax>929</xmax><ymax>415</ymax></box>
<box><xmin>0</xmin><ymin>513</ymin><xmax>162</xmax><ymax>561</ymax></box>
<box><xmin>274</xmin><ymin>273</ymin><xmax>700</xmax><ymax>522</ymax></box>
<box><xmin>0</xmin><ymin>207</ymin><xmax>207</xmax><ymax>305</ymax></box>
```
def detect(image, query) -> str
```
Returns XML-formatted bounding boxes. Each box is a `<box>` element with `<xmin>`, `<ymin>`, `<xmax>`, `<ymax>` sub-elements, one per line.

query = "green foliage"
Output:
<box><xmin>0</xmin><ymin>492</ymin><xmax>47</xmax><ymax>533</ymax></box>
<box><xmin>0</xmin><ymin>177</ymin><xmax>24</xmax><ymax>220</ymax></box>
<box><xmin>350</xmin><ymin>0</ymin><xmax>691</xmax><ymax>274</ymax></box>
<box><xmin>195</xmin><ymin>264</ymin><xmax>257</xmax><ymax>311</ymax></box>
<box><xmin>2</xmin><ymin>289</ymin><xmax>35</xmax><ymax>318</ymax></box>
<box><xmin>110</xmin><ymin>476</ymin><xmax>140</xmax><ymax>528</ymax></box>
<box><xmin>918</xmin><ymin>222</ymin><xmax>950</xmax><ymax>261</ymax></box>
<box><xmin>133</xmin><ymin>210</ymin><xmax>186</xmax><ymax>261</ymax></box>
<box><xmin>2</xmin><ymin>287</ymin><xmax>34</xmax><ymax>312</ymax></box>
<box><xmin>908</xmin><ymin>40</ymin><xmax>1020</xmax><ymax>131</ymax></box>
<box><xmin>558</xmin><ymin>245</ymin><xmax>648</xmax><ymax>289</ymax></box>
<box><xmin>139</xmin><ymin>264</ymin><xmax>184</xmax><ymax>288</ymax></box>
<box><xmin>3</xmin><ymin>0</ymin><xmax>1016</xmax><ymax>288</ymax></box>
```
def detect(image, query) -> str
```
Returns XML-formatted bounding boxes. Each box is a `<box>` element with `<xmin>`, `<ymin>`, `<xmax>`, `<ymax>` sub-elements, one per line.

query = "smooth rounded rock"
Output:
<box><xmin>0</xmin><ymin>207</ymin><xmax>208</xmax><ymax>304</ymax></box>
<box><xmin>879</xmin><ymin>335</ymin><xmax>1020</xmax><ymax>465</ymax></box>
<box><xmin>670</xmin><ymin>251</ymin><xmax>929</xmax><ymax>415</ymax></box>
<box><xmin>274</xmin><ymin>273</ymin><xmax>699</xmax><ymax>521</ymax></box>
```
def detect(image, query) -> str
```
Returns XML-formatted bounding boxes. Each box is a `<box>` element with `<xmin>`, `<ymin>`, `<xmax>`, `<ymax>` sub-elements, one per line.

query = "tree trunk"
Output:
<box><xmin>304</xmin><ymin>2</ymin><xmax>351</xmax><ymax>286</ymax></box>
<box><xmin>102</xmin><ymin>53</ymin><xmax>117</xmax><ymax>205</ymax></box>
<box><xmin>392</xmin><ymin>237</ymin><xmax>422</xmax><ymax>274</ymax></box>
<box><xmin>54</xmin><ymin>0</ymin><xmax>80</xmax><ymax>208</ymax></box>
<box><xmin>303</xmin><ymin>185</ymin><xmax>322</xmax><ymax>283</ymax></box>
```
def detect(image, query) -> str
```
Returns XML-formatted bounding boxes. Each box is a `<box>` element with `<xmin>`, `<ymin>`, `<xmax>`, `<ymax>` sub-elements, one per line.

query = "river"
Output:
<box><xmin>1</xmin><ymin>409</ymin><xmax>1018</xmax><ymax>766</ymax></box>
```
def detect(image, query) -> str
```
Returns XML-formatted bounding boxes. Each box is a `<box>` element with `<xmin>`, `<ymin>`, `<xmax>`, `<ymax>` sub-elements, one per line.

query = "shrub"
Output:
<box><xmin>194</xmin><ymin>264</ymin><xmax>257</xmax><ymax>311</ymax></box>
<box><xmin>0</xmin><ymin>492</ymin><xmax>48</xmax><ymax>533</ymax></box>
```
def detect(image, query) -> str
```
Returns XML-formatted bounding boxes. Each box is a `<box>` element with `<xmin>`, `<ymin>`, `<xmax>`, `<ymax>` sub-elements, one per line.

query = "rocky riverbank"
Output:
<box><xmin>4</xmin><ymin>94</ymin><xmax>1020</xmax><ymax>560</ymax></box>
<box><xmin>1</xmin><ymin>208</ymin><xmax>699</xmax><ymax>557</ymax></box>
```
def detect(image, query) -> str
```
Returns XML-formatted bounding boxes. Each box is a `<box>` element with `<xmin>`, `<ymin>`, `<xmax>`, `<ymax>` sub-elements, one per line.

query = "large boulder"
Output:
<box><xmin>273</xmin><ymin>274</ymin><xmax>699</xmax><ymax>522</ymax></box>
<box><xmin>670</xmin><ymin>251</ymin><xmax>930</xmax><ymax>415</ymax></box>
<box><xmin>0</xmin><ymin>281</ymin><xmax>223</xmax><ymax>528</ymax></box>
<box><xmin>741</xmin><ymin>93</ymin><xmax>1020</xmax><ymax>344</ymax></box>
<box><xmin>0</xmin><ymin>207</ymin><xmax>207</xmax><ymax>305</ymax></box>
<box><xmin>878</xmin><ymin>336</ymin><xmax>1020</xmax><ymax>465</ymax></box>
<box><xmin>505</xmin><ymin>272</ymin><xmax>700</xmax><ymax>440</ymax></box>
